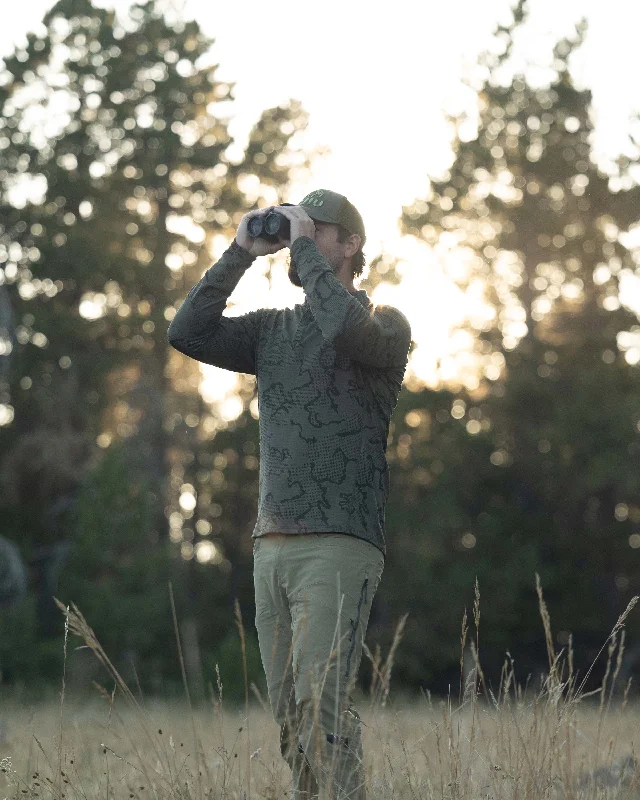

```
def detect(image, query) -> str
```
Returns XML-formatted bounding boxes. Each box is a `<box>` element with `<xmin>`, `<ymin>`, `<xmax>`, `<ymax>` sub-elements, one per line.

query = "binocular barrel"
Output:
<box><xmin>247</xmin><ymin>207</ymin><xmax>292</xmax><ymax>243</ymax></box>
<box><xmin>247</xmin><ymin>211</ymin><xmax>291</xmax><ymax>243</ymax></box>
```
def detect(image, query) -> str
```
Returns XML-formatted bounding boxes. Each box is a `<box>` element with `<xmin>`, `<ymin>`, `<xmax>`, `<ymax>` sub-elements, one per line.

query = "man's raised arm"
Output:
<box><xmin>167</xmin><ymin>206</ymin><xmax>285</xmax><ymax>375</ymax></box>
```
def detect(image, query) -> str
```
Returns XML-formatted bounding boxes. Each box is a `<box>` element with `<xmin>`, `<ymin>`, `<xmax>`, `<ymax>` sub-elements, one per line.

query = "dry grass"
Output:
<box><xmin>0</xmin><ymin>576</ymin><xmax>638</xmax><ymax>800</ymax></box>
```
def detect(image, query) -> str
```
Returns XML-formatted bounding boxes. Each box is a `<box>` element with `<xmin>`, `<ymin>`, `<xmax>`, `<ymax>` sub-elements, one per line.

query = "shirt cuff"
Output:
<box><xmin>229</xmin><ymin>238</ymin><xmax>258</xmax><ymax>264</ymax></box>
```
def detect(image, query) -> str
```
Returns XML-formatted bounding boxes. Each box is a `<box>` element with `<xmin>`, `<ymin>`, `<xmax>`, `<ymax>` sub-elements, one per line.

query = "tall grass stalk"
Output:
<box><xmin>233</xmin><ymin>597</ymin><xmax>250</xmax><ymax>800</ymax></box>
<box><xmin>57</xmin><ymin>603</ymin><xmax>69</xmax><ymax>800</ymax></box>
<box><xmin>169</xmin><ymin>582</ymin><xmax>202</xmax><ymax>800</ymax></box>
<box><xmin>53</xmin><ymin>599</ymin><xmax>174</xmax><ymax>800</ymax></box>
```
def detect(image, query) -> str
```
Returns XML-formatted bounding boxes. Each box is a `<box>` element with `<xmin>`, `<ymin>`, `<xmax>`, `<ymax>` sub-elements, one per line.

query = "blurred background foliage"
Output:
<box><xmin>1</xmin><ymin>0</ymin><xmax>640</xmax><ymax>702</ymax></box>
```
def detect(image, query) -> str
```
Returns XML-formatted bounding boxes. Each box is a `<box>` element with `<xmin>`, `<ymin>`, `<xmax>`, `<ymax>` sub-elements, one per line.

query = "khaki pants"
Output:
<box><xmin>253</xmin><ymin>533</ymin><xmax>384</xmax><ymax>800</ymax></box>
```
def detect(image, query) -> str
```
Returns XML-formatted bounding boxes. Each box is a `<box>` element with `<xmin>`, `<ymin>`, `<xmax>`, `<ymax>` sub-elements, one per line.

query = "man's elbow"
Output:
<box><xmin>166</xmin><ymin>317</ymin><xmax>185</xmax><ymax>347</ymax></box>
<box><xmin>167</xmin><ymin>327</ymin><xmax>188</xmax><ymax>355</ymax></box>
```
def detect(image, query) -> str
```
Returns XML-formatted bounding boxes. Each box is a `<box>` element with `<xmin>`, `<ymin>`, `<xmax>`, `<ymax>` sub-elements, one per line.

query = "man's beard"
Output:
<box><xmin>287</xmin><ymin>251</ymin><xmax>340</xmax><ymax>287</ymax></box>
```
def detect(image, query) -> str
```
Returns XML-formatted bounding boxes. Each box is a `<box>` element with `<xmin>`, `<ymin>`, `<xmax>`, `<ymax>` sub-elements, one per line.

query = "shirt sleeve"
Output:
<box><xmin>167</xmin><ymin>239</ymin><xmax>264</xmax><ymax>375</ymax></box>
<box><xmin>291</xmin><ymin>236</ymin><xmax>412</xmax><ymax>370</ymax></box>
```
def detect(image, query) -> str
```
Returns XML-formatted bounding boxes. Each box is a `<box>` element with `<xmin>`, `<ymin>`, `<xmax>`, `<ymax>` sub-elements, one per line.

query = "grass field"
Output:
<box><xmin>1</xmin><ymin>695</ymin><xmax>640</xmax><ymax>799</ymax></box>
<box><xmin>1</xmin><ymin>582</ymin><xmax>639</xmax><ymax>799</ymax></box>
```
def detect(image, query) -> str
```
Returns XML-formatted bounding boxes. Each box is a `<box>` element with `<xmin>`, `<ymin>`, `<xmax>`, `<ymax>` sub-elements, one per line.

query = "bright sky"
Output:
<box><xmin>1</xmin><ymin>0</ymin><xmax>639</xmax><ymax>402</ymax></box>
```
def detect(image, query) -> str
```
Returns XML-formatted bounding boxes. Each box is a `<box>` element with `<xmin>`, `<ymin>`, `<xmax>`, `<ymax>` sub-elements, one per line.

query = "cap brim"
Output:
<box><xmin>300</xmin><ymin>207</ymin><xmax>338</xmax><ymax>225</ymax></box>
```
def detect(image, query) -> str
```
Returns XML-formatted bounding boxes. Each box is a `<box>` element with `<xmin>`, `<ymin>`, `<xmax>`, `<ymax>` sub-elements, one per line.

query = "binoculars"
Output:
<box><xmin>247</xmin><ymin>203</ymin><xmax>294</xmax><ymax>244</ymax></box>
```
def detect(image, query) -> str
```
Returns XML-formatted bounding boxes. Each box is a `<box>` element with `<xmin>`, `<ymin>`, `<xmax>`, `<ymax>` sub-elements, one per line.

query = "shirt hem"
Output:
<box><xmin>252</xmin><ymin>529</ymin><xmax>385</xmax><ymax>558</ymax></box>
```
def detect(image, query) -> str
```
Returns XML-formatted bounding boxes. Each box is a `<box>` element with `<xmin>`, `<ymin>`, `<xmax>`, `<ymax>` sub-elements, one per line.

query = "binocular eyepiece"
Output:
<box><xmin>247</xmin><ymin>203</ymin><xmax>295</xmax><ymax>243</ymax></box>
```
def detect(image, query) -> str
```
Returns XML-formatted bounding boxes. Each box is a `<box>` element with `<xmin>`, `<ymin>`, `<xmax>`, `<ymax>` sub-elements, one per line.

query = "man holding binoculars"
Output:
<box><xmin>168</xmin><ymin>189</ymin><xmax>412</xmax><ymax>799</ymax></box>
<box><xmin>235</xmin><ymin>193</ymin><xmax>363</xmax><ymax>292</ymax></box>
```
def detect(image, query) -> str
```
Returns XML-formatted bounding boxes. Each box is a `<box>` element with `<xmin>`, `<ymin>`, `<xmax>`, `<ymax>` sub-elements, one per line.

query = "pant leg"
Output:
<box><xmin>282</xmin><ymin>534</ymin><xmax>385</xmax><ymax>800</ymax></box>
<box><xmin>253</xmin><ymin>535</ymin><xmax>319</xmax><ymax>799</ymax></box>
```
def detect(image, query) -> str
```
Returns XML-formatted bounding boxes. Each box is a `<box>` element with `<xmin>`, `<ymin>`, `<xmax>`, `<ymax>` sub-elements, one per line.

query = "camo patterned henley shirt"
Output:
<box><xmin>167</xmin><ymin>235</ymin><xmax>412</xmax><ymax>558</ymax></box>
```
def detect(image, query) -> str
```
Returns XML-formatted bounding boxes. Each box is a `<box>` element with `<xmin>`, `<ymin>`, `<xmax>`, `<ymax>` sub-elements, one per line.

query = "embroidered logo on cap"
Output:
<box><xmin>300</xmin><ymin>190</ymin><xmax>325</xmax><ymax>207</ymax></box>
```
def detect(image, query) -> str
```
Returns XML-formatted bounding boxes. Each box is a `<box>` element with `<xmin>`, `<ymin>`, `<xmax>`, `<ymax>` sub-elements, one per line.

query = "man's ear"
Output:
<box><xmin>347</xmin><ymin>234</ymin><xmax>361</xmax><ymax>257</ymax></box>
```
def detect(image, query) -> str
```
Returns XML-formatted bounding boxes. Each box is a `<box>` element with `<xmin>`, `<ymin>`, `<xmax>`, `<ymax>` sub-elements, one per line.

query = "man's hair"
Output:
<box><xmin>336</xmin><ymin>224</ymin><xmax>366</xmax><ymax>280</ymax></box>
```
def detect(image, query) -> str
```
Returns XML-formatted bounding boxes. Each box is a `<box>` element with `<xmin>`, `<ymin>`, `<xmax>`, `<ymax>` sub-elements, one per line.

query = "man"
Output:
<box><xmin>167</xmin><ymin>189</ymin><xmax>412</xmax><ymax>799</ymax></box>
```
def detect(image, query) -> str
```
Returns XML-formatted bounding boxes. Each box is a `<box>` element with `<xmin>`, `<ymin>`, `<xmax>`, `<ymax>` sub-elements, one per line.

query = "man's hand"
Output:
<box><xmin>273</xmin><ymin>205</ymin><xmax>316</xmax><ymax>246</ymax></box>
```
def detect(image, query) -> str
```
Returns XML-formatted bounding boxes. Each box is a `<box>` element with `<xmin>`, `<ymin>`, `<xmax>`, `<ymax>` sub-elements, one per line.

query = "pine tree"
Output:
<box><xmin>0</xmin><ymin>0</ymin><xmax>314</xmax><ymax>544</ymax></box>
<box><xmin>388</xmin><ymin>2</ymin><xmax>640</xmax><ymax>686</ymax></box>
<box><xmin>0</xmin><ymin>0</ymin><xmax>317</xmax><ymax>680</ymax></box>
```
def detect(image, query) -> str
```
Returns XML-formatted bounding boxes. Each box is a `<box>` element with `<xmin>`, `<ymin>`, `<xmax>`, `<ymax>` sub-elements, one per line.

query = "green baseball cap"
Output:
<box><xmin>297</xmin><ymin>189</ymin><xmax>366</xmax><ymax>246</ymax></box>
